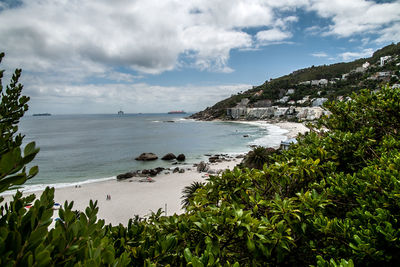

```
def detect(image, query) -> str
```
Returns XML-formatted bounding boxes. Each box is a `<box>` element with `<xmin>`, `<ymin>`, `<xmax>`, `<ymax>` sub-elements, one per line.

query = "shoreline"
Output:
<box><xmin>1</xmin><ymin>121</ymin><xmax>308</xmax><ymax>225</ymax></box>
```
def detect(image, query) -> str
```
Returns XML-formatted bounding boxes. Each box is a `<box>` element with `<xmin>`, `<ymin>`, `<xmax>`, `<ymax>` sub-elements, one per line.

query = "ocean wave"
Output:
<box><xmin>0</xmin><ymin>176</ymin><xmax>115</xmax><ymax>196</ymax></box>
<box><xmin>233</xmin><ymin>121</ymin><xmax>289</xmax><ymax>148</ymax></box>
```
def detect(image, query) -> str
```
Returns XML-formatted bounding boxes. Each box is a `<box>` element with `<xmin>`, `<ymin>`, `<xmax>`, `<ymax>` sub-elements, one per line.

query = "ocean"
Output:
<box><xmin>7</xmin><ymin>113</ymin><xmax>288</xmax><ymax>193</ymax></box>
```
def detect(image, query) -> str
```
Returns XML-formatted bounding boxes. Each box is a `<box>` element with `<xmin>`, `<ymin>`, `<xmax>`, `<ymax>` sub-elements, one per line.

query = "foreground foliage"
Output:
<box><xmin>0</xmin><ymin>52</ymin><xmax>39</xmax><ymax>194</ymax></box>
<box><xmin>1</xmin><ymin>53</ymin><xmax>400</xmax><ymax>265</ymax></box>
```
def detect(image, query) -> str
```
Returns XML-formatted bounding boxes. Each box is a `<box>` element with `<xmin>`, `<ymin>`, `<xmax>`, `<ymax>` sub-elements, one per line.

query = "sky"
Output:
<box><xmin>0</xmin><ymin>0</ymin><xmax>399</xmax><ymax>114</ymax></box>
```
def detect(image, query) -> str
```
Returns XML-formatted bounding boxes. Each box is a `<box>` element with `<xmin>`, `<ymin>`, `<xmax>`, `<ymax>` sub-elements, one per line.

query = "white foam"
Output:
<box><xmin>0</xmin><ymin>176</ymin><xmax>115</xmax><ymax>196</ymax></box>
<box><xmin>232</xmin><ymin>121</ymin><xmax>289</xmax><ymax>148</ymax></box>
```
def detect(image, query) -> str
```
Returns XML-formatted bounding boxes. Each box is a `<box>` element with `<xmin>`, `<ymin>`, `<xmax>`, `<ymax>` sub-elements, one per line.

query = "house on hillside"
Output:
<box><xmin>362</xmin><ymin>62</ymin><xmax>370</xmax><ymax>69</ymax></box>
<box><xmin>380</xmin><ymin>56</ymin><xmax>391</xmax><ymax>66</ymax></box>
<box><xmin>286</xmin><ymin>89</ymin><xmax>295</xmax><ymax>95</ymax></box>
<box><xmin>254</xmin><ymin>90</ymin><xmax>263</xmax><ymax>97</ymax></box>
<box><xmin>299</xmin><ymin>81</ymin><xmax>311</xmax><ymax>85</ymax></box>
<box><xmin>354</xmin><ymin>66</ymin><xmax>367</xmax><ymax>73</ymax></box>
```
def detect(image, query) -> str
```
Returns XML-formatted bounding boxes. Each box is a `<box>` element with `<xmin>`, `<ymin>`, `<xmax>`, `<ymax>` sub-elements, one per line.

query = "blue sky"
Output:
<box><xmin>0</xmin><ymin>0</ymin><xmax>399</xmax><ymax>114</ymax></box>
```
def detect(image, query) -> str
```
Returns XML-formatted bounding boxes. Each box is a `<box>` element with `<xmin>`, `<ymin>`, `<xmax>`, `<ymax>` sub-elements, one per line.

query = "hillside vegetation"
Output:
<box><xmin>191</xmin><ymin>42</ymin><xmax>400</xmax><ymax>120</ymax></box>
<box><xmin>2</xmin><ymin>52</ymin><xmax>400</xmax><ymax>265</ymax></box>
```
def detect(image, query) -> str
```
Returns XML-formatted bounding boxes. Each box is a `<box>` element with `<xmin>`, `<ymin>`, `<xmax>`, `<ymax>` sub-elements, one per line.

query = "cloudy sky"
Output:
<box><xmin>1</xmin><ymin>0</ymin><xmax>399</xmax><ymax>114</ymax></box>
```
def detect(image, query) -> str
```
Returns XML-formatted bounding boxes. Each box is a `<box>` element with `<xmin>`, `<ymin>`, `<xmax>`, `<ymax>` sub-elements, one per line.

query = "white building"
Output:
<box><xmin>278</xmin><ymin>96</ymin><xmax>290</xmax><ymax>103</ymax></box>
<box><xmin>319</xmin><ymin>79</ymin><xmax>328</xmax><ymax>85</ymax></box>
<box><xmin>286</xmin><ymin>89</ymin><xmax>295</xmax><ymax>95</ymax></box>
<box><xmin>362</xmin><ymin>62</ymin><xmax>370</xmax><ymax>69</ymax></box>
<box><xmin>380</xmin><ymin>56</ymin><xmax>391</xmax><ymax>66</ymax></box>
<box><xmin>299</xmin><ymin>81</ymin><xmax>311</xmax><ymax>85</ymax></box>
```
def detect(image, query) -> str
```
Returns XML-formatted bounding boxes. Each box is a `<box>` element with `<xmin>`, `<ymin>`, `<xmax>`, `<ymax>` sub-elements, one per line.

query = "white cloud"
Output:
<box><xmin>311</xmin><ymin>52</ymin><xmax>329</xmax><ymax>58</ymax></box>
<box><xmin>256</xmin><ymin>28</ymin><xmax>293</xmax><ymax>44</ymax></box>
<box><xmin>307</xmin><ymin>0</ymin><xmax>400</xmax><ymax>41</ymax></box>
<box><xmin>304</xmin><ymin>25</ymin><xmax>325</xmax><ymax>35</ymax></box>
<box><xmin>1</xmin><ymin>0</ymin><xmax>399</xmax><ymax>80</ymax></box>
<box><xmin>0</xmin><ymin>0</ymin><xmax>283</xmax><ymax>77</ymax></box>
<box><xmin>338</xmin><ymin>48</ymin><xmax>374</xmax><ymax>61</ymax></box>
<box><xmin>25</xmin><ymin>81</ymin><xmax>252</xmax><ymax>114</ymax></box>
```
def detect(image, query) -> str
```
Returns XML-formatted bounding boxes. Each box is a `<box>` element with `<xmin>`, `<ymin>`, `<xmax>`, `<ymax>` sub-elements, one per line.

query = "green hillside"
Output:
<box><xmin>191</xmin><ymin>42</ymin><xmax>400</xmax><ymax>120</ymax></box>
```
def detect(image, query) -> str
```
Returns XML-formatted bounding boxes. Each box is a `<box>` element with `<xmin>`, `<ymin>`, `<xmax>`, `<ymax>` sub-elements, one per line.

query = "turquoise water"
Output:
<box><xmin>14</xmin><ymin>113</ymin><xmax>285</xmax><ymax>191</ymax></box>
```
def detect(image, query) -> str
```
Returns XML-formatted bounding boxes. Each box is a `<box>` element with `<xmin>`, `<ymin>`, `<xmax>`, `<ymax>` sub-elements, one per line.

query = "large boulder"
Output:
<box><xmin>162</xmin><ymin>153</ymin><xmax>176</xmax><ymax>160</ymax></box>
<box><xmin>197</xmin><ymin>161</ymin><xmax>209</xmax><ymax>172</ymax></box>
<box><xmin>135</xmin><ymin>153</ymin><xmax>158</xmax><ymax>161</ymax></box>
<box><xmin>176</xmin><ymin>154</ymin><xmax>186</xmax><ymax>161</ymax></box>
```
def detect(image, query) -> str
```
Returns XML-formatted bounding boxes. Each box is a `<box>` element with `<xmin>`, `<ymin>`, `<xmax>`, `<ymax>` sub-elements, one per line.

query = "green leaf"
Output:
<box><xmin>24</xmin><ymin>142</ymin><xmax>38</xmax><ymax>156</ymax></box>
<box><xmin>184</xmin><ymin>248</ymin><xmax>192</xmax><ymax>263</ymax></box>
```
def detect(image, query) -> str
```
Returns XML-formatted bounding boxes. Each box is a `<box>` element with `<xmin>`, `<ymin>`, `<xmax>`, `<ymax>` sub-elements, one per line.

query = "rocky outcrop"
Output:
<box><xmin>117</xmin><ymin>172</ymin><xmax>135</xmax><ymax>180</ymax></box>
<box><xmin>117</xmin><ymin>167</ymin><xmax>166</xmax><ymax>180</ymax></box>
<box><xmin>135</xmin><ymin>153</ymin><xmax>158</xmax><ymax>161</ymax></box>
<box><xmin>162</xmin><ymin>153</ymin><xmax>176</xmax><ymax>160</ymax></box>
<box><xmin>176</xmin><ymin>154</ymin><xmax>186</xmax><ymax>161</ymax></box>
<box><xmin>196</xmin><ymin>161</ymin><xmax>209</xmax><ymax>172</ymax></box>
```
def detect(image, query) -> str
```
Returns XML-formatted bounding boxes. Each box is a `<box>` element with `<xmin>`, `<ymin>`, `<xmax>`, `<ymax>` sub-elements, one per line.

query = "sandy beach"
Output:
<box><xmin>274</xmin><ymin>121</ymin><xmax>309</xmax><ymax>138</ymax></box>
<box><xmin>1</xmin><ymin>121</ymin><xmax>308</xmax><ymax>226</ymax></box>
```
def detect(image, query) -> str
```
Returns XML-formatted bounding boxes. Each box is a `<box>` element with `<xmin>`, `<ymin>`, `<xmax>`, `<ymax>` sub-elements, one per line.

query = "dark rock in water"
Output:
<box><xmin>197</xmin><ymin>161</ymin><xmax>209</xmax><ymax>172</ymax></box>
<box><xmin>135</xmin><ymin>153</ymin><xmax>158</xmax><ymax>161</ymax></box>
<box><xmin>243</xmin><ymin>134</ymin><xmax>249</xmax><ymax>137</ymax></box>
<box><xmin>204</xmin><ymin>154</ymin><xmax>212</xmax><ymax>157</ymax></box>
<box><xmin>179</xmin><ymin>168</ymin><xmax>185</xmax><ymax>173</ymax></box>
<box><xmin>162</xmin><ymin>153</ymin><xmax>176</xmax><ymax>160</ymax></box>
<box><xmin>173</xmin><ymin>167</ymin><xmax>180</xmax><ymax>173</ymax></box>
<box><xmin>176</xmin><ymin>154</ymin><xmax>186</xmax><ymax>161</ymax></box>
<box><xmin>117</xmin><ymin>172</ymin><xmax>135</xmax><ymax>180</ymax></box>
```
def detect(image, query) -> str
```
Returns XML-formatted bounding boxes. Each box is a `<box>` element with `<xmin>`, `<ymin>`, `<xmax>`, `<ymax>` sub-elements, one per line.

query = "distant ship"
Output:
<box><xmin>33</xmin><ymin>113</ymin><xmax>51</xmax><ymax>116</ymax></box>
<box><xmin>168</xmin><ymin>110</ymin><xmax>186</xmax><ymax>114</ymax></box>
<box><xmin>118</xmin><ymin>110</ymin><xmax>124</xmax><ymax>115</ymax></box>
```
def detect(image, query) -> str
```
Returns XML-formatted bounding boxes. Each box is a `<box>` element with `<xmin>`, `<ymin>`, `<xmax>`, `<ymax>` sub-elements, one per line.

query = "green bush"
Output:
<box><xmin>241</xmin><ymin>146</ymin><xmax>277</xmax><ymax>170</ymax></box>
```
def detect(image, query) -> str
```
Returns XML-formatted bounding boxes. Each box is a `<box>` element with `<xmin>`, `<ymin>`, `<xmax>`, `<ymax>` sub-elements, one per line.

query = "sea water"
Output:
<box><xmin>6</xmin><ymin>113</ymin><xmax>288</xmax><ymax>193</ymax></box>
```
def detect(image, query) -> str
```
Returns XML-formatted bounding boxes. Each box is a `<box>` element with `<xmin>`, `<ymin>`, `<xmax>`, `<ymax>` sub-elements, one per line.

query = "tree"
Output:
<box><xmin>0</xmin><ymin>52</ymin><xmax>39</xmax><ymax>194</ymax></box>
<box><xmin>181</xmin><ymin>181</ymin><xmax>204</xmax><ymax>209</ymax></box>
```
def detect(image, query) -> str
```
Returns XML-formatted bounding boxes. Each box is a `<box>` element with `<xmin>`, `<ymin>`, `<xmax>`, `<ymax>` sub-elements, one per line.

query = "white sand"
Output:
<box><xmin>1</xmin><ymin>122</ymin><xmax>308</xmax><ymax>226</ymax></box>
<box><xmin>273</xmin><ymin>121</ymin><xmax>309</xmax><ymax>138</ymax></box>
